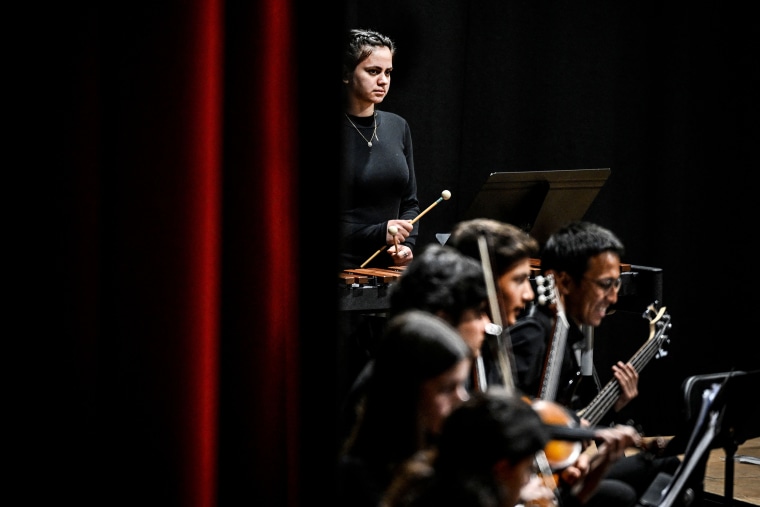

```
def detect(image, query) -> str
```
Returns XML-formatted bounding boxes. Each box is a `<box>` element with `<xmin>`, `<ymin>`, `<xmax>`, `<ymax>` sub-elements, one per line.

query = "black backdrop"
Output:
<box><xmin>13</xmin><ymin>2</ymin><xmax>758</xmax><ymax>504</ymax></box>
<box><xmin>343</xmin><ymin>1</ymin><xmax>759</xmax><ymax>437</ymax></box>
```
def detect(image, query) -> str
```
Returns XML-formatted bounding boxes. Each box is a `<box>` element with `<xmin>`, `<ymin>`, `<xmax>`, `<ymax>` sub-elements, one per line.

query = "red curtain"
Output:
<box><xmin>35</xmin><ymin>1</ymin><xmax>326</xmax><ymax>506</ymax></box>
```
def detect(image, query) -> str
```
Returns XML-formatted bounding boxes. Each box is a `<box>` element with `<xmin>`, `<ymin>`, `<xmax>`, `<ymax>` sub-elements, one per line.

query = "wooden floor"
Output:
<box><xmin>701</xmin><ymin>437</ymin><xmax>760</xmax><ymax>506</ymax></box>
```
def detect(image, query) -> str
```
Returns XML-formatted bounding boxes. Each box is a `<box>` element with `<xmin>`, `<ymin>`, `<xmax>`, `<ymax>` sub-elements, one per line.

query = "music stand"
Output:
<box><xmin>679</xmin><ymin>370</ymin><xmax>760</xmax><ymax>506</ymax></box>
<box><xmin>462</xmin><ymin>168</ymin><xmax>611</xmax><ymax>245</ymax></box>
<box><xmin>638</xmin><ymin>369</ymin><xmax>760</xmax><ymax>507</ymax></box>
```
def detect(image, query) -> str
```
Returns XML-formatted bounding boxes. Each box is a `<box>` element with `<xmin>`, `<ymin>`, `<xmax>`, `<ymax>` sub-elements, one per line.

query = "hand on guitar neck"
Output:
<box><xmin>575</xmin><ymin>301</ymin><xmax>672</xmax><ymax>436</ymax></box>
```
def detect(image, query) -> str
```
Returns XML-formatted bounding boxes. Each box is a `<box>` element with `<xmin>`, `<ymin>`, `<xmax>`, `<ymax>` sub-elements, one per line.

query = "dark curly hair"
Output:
<box><xmin>389</xmin><ymin>244</ymin><xmax>487</xmax><ymax>326</ymax></box>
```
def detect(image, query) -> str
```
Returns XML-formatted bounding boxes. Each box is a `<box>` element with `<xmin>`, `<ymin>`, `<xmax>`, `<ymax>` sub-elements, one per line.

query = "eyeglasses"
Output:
<box><xmin>584</xmin><ymin>276</ymin><xmax>622</xmax><ymax>294</ymax></box>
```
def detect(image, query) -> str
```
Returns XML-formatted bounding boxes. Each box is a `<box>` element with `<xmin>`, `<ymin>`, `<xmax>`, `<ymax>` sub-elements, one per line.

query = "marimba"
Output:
<box><xmin>338</xmin><ymin>267</ymin><xmax>405</xmax><ymax>313</ymax></box>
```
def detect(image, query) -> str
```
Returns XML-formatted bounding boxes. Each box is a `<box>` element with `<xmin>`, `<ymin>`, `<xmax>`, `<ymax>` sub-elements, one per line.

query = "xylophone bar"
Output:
<box><xmin>338</xmin><ymin>266</ymin><xmax>406</xmax><ymax>313</ymax></box>
<box><xmin>339</xmin><ymin>271</ymin><xmax>368</xmax><ymax>285</ymax></box>
<box><xmin>342</xmin><ymin>267</ymin><xmax>404</xmax><ymax>284</ymax></box>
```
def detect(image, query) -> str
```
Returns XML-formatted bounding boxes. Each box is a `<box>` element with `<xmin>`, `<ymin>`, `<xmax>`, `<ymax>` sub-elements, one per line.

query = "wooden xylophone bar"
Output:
<box><xmin>338</xmin><ymin>266</ymin><xmax>406</xmax><ymax>313</ymax></box>
<box><xmin>341</xmin><ymin>267</ymin><xmax>405</xmax><ymax>285</ymax></box>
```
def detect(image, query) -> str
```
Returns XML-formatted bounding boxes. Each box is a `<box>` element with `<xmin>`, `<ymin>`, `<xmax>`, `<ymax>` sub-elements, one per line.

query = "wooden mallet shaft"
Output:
<box><xmin>410</xmin><ymin>189</ymin><xmax>451</xmax><ymax>225</ymax></box>
<box><xmin>389</xmin><ymin>225</ymin><xmax>399</xmax><ymax>254</ymax></box>
<box><xmin>359</xmin><ymin>190</ymin><xmax>452</xmax><ymax>268</ymax></box>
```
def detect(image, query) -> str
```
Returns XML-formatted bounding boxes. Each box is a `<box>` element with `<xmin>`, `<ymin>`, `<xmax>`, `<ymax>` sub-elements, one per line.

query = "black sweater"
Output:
<box><xmin>339</xmin><ymin>110</ymin><xmax>419</xmax><ymax>270</ymax></box>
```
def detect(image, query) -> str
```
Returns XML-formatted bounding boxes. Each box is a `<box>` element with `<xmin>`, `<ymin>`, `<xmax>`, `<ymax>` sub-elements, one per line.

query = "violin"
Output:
<box><xmin>530</xmin><ymin>397</ymin><xmax>669</xmax><ymax>472</ymax></box>
<box><xmin>530</xmin><ymin>398</ymin><xmax>585</xmax><ymax>471</ymax></box>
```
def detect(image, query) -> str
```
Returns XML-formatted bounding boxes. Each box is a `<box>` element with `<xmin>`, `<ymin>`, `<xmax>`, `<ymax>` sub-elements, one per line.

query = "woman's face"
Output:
<box><xmin>347</xmin><ymin>46</ymin><xmax>393</xmax><ymax>107</ymax></box>
<box><xmin>416</xmin><ymin>359</ymin><xmax>471</xmax><ymax>436</ymax></box>
<box><xmin>497</xmin><ymin>258</ymin><xmax>535</xmax><ymax>325</ymax></box>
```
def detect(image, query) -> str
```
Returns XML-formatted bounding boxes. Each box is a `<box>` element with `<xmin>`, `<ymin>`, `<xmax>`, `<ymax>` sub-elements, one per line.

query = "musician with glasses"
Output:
<box><xmin>510</xmin><ymin>221</ymin><xmax>630</xmax><ymax>412</ymax></box>
<box><xmin>509</xmin><ymin>220</ymin><xmax>681</xmax><ymax>504</ymax></box>
<box><xmin>510</xmin><ymin>221</ymin><xmax>628</xmax><ymax>422</ymax></box>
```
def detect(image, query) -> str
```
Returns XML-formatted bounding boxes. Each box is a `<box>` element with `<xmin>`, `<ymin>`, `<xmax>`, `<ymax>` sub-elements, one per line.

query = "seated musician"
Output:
<box><xmin>371</xmin><ymin>223</ymin><xmax>638</xmax><ymax>506</ymax></box>
<box><xmin>447</xmin><ymin>218</ymin><xmax>641</xmax><ymax>506</ymax></box>
<box><xmin>505</xmin><ymin>221</ymin><xmax>681</xmax><ymax>503</ymax></box>
<box><xmin>339</xmin><ymin>243</ymin><xmax>491</xmax><ymax>443</ymax></box>
<box><xmin>384</xmin><ymin>388</ymin><xmax>642</xmax><ymax>507</ymax></box>
<box><xmin>337</xmin><ymin>310</ymin><xmax>472</xmax><ymax>507</ymax></box>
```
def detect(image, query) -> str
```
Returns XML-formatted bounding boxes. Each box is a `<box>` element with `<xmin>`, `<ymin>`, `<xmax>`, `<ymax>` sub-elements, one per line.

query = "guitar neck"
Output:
<box><xmin>535</xmin><ymin>274</ymin><xmax>570</xmax><ymax>402</ymax></box>
<box><xmin>576</xmin><ymin>311</ymin><xmax>671</xmax><ymax>425</ymax></box>
<box><xmin>537</xmin><ymin>311</ymin><xmax>569</xmax><ymax>401</ymax></box>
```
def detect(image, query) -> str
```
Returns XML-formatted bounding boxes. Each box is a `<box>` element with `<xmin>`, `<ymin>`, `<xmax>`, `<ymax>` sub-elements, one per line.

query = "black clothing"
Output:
<box><xmin>339</xmin><ymin>360</ymin><xmax>373</xmax><ymax>446</ymax></box>
<box><xmin>337</xmin><ymin>452</ymin><xmax>390</xmax><ymax>507</ymax></box>
<box><xmin>509</xmin><ymin>304</ymin><xmax>598</xmax><ymax>418</ymax></box>
<box><xmin>340</xmin><ymin>111</ymin><xmax>419</xmax><ymax>270</ymax></box>
<box><xmin>510</xmin><ymin>304</ymin><xmax>682</xmax><ymax>503</ymax></box>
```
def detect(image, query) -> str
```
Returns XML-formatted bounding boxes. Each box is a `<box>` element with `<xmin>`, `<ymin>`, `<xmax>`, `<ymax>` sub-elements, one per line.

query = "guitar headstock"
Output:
<box><xmin>643</xmin><ymin>301</ymin><xmax>671</xmax><ymax>331</ymax></box>
<box><xmin>536</xmin><ymin>274</ymin><xmax>559</xmax><ymax>307</ymax></box>
<box><xmin>642</xmin><ymin>301</ymin><xmax>672</xmax><ymax>358</ymax></box>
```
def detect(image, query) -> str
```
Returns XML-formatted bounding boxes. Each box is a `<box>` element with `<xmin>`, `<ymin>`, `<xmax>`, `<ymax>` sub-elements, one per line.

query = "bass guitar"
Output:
<box><xmin>576</xmin><ymin>301</ymin><xmax>672</xmax><ymax>425</ymax></box>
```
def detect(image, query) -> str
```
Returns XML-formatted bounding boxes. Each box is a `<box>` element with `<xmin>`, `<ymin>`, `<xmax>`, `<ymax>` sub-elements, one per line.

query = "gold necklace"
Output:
<box><xmin>345</xmin><ymin>112</ymin><xmax>378</xmax><ymax>147</ymax></box>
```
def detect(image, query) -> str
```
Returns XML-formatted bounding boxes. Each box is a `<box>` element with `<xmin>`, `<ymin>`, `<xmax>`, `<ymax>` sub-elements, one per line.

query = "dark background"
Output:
<box><xmin>13</xmin><ymin>2</ymin><xmax>758</xmax><ymax>505</ymax></box>
<box><xmin>343</xmin><ymin>1</ymin><xmax>759</xmax><ymax>437</ymax></box>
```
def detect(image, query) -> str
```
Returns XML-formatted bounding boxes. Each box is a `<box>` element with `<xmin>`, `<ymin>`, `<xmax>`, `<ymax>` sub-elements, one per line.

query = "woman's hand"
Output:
<box><xmin>386</xmin><ymin>220</ymin><xmax>413</xmax><ymax>245</ymax></box>
<box><xmin>386</xmin><ymin>220</ymin><xmax>413</xmax><ymax>266</ymax></box>
<box><xmin>390</xmin><ymin>244</ymin><xmax>413</xmax><ymax>266</ymax></box>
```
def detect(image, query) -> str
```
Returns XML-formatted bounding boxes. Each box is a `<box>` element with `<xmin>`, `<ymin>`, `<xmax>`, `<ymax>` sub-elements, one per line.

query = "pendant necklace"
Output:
<box><xmin>345</xmin><ymin>112</ymin><xmax>378</xmax><ymax>147</ymax></box>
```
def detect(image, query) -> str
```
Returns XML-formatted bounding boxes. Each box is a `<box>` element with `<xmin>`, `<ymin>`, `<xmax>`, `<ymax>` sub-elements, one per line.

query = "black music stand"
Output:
<box><xmin>679</xmin><ymin>370</ymin><xmax>760</xmax><ymax>506</ymax></box>
<box><xmin>638</xmin><ymin>369</ymin><xmax>760</xmax><ymax>507</ymax></box>
<box><xmin>462</xmin><ymin>168</ymin><xmax>611</xmax><ymax>245</ymax></box>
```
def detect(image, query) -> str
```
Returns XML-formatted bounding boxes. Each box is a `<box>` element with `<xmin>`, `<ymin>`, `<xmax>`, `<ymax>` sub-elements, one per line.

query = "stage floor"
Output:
<box><xmin>703</xmin><ymin>436</ymin><xmax>760</xmax><ymax>505</ymax></box>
